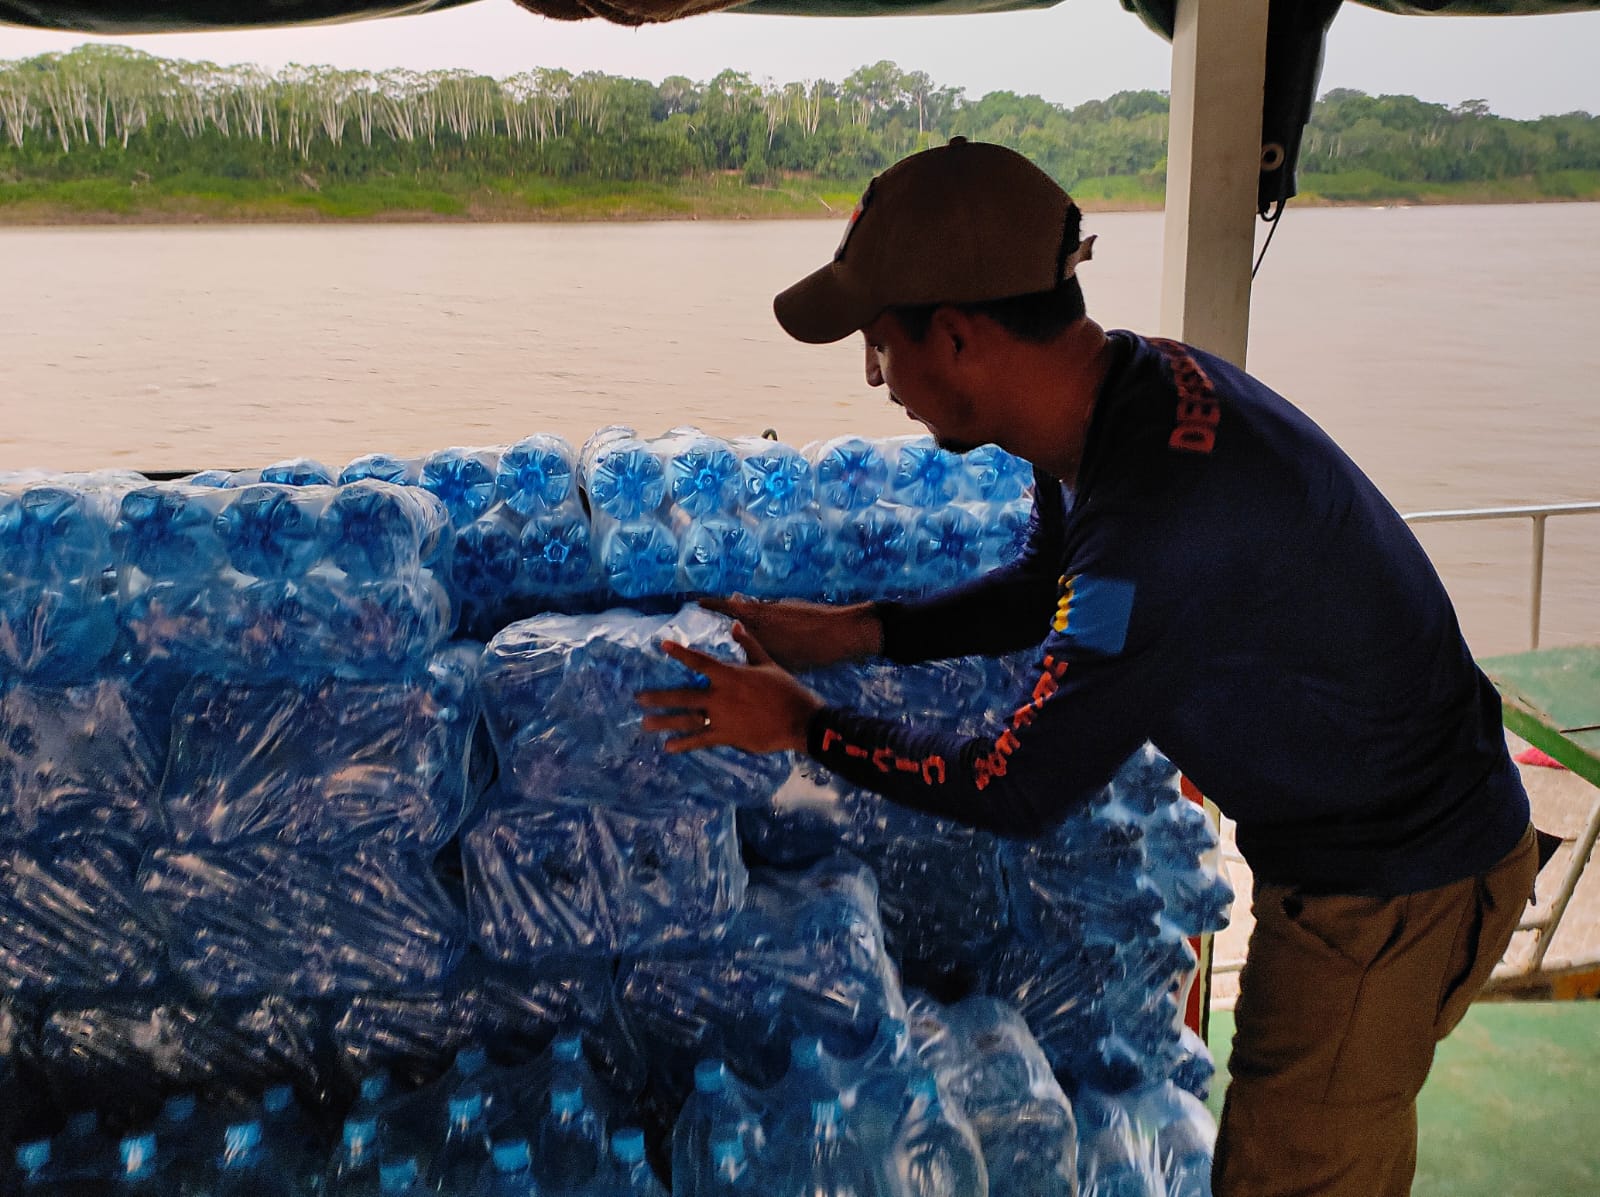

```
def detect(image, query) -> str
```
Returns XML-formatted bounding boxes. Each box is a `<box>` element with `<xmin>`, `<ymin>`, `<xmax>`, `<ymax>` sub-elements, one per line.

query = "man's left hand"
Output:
<box><xmin>638</xmin><ymin>621</ymin><xmax>825</xmax><ymax>755</ymax></box>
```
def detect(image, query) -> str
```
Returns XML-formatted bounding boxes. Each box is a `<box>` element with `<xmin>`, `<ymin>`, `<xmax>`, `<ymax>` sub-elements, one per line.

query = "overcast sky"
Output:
<box><xmin>3</xmin><ymin>0</ymin><xmax>1598</xmax><ymax>121</ymax></box>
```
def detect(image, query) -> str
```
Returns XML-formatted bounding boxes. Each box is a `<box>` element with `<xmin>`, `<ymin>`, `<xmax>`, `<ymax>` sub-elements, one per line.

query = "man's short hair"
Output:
<box><xmin>891</xmin><ymin>276</ymin><xmax>1088</xmax><ymax>345</ymax></box>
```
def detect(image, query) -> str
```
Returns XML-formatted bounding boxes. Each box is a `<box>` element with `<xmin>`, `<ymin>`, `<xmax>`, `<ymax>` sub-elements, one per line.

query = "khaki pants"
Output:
<box><xmin>1213</xmin><ymin>824</ymin><xmax>1538</xmax><ymax>1197</ymax></box>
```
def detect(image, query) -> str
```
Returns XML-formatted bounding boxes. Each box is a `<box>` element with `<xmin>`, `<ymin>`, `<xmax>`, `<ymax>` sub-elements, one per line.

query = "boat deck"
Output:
<box><xmin>1205</xmin><ymin>999</ymin><xmax>1600</xmax><ymax>1195</ymax></box>
<box><xmin>1205</xmin><ymin>741</ymin><xmax>1600</xmax><ymax>1192</ymax></box>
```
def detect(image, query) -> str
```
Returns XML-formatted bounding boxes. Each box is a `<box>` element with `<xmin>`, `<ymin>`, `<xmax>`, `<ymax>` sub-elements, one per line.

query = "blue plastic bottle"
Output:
<box><xmin>480</xmin><ymin>1138</ymin><xmax>538</xmax><ymax>1197</ymax></box>
<box><xmin>886</xmin><ymin>438</ymin><xmax>963</xmax><ymax>508</ymax></box>
<box><xmin>1158</xmin><ymin>867</ymin><xmax>1236</xmax><ymax>937</ymax></box>
<box><xmin>422</xmin><ymin>448</ymin><xmax>501</xmax><ymax>526</ymax></box>
<box><xmin>908</xmin><ymin>507</ymin><xmax>983</xmax><ymax>592</ymax></box>
<box><xmin>498</xmin><ymin>434</ymin><xmax>577</xmax><ymax>516</ymax></box>
<box><xmin>845</xmin><ymin>1018</ymin><xmax>917</xmax><ymax>1152</ymax></box>
<box><xmin>672</xmin><ymin>1060</ymin><xmax>768</xmax><ymax>1197</ymax></box>
<box><xmin>550</xmin><ymin>1035</ymin><xmax>617</xmax><ymax>1135</ymax></box>
<box><xmin>753</xmin><ymin>512</ymin><xmax>830</xmax><ymax>600</ymax></box>
<box><xmin>341</xmin><ymin>453</ymin><xmax>419</xmax><ymax>486</ymax></box>
<box><xmin>352</xmin><ymin>1070</ymin><xmax>395</xmax><ymax>1119</ymax></box>
<box><xmin>885</xmin><ymin>1075</ymin><xmax>988</xmax><ymax>1197</ymax></box>
<box><xmin>151</xmin><ymin>1093</ymin><xmax>217</xmax><ymax>1194</ymax></box>
<box><xmin>1170</xmin><ymin>1028</ymin><xmax>1216</xmax><ymax>1102</ymax></box>
<box><xmin>773</xmin><ymin>1098</ymin><xmax>884</xmax><ymax>1197</ymax></box>
<box><xmin>260</xmin><ymin>1083</ymin><xmax>321</xmax><ymax>1192</ymax></box>
<box><xmin>213</xmin><ymin>1121</ymin><xmax>296</xmax><ymax>1197</ymax></box>
<box><xmin>451</xmin><ymin>509</ymin><xmax>524</xmax><ymax>606</ymax></box>
<box><xmin>428</xmin><ymin>1089</ymin><xmax>493</xmax><ymax>1192</ymax></box>
<box><xmin>811</xmin><ymin>437</ymin><xmax>887</xmax><ymax>512</ymax></box>
<box><xmin>4</xmin><ymin>485</ymin><xmax>110</xmax><ymax>575</ymax></box>
<box><xmin>1075</xmin><ymin>1093</ymin><xmax>1161</xmax><ymax>1197</ymax></box>
<box><xmin>677</xmin><ymin>516</ymin><xmax>760</xmax><ymax>595</ymax></box>
<box><xmin>598</xmin><ymin>518</ymin><xmax>678</xmax><ymax>600</ymax></box>
<box><xmin>114</xmin><ymin>485</ymin><xmax>227</xmax><ymax>577</ymax></box>
<box><xmin>112</xmin><ymin>1133</ymin><xmax>165</xmax><ymax>1194</ymax></box>
<box><xmin>736</xmin><ymin>439</ymin><xmax>813</xmax><ymax>520</ymax></box>
<box><xmin>979</xmin><ymin>499</ymin><xmax>1034</xmax><ymax>569</ymax></box>
<box><xmin>1141</xmin><ymin>1085</ymin><xmax>1214</xmax><ymax>1197</ymax></box>
<box><xmin>520</xmin><ymin>505</ymin><xmax>595</xmax><ymax>595</ymax></box>
<box><xmin>534</xmin><ymin>1086</ymin><xmax>606</xmax><ymax>1193</ymax></box>
<box><xmin>261</xmin><ymin>458</ymin><xmax>337</xmax><ymax>486</ymax></box>
<box><xmin>702</xmin><ymin>1135</ymin><xmax>756</xmax><ymax>1194</ymax></box>
<box><xmin>59</xmin><ymin>1109</ymin><xmax>117</xmax><ymax>1184</ymax></box>
<box><xmin>963</xmin><ymin>444</ymin><xmax>1028</xmax><ymax>503</ymax></box>
<box><xmin>607</xmin><ymin>1128</ymin><xmax>668</xmax><ymax>1196</ymax></box>
<box><xmin>768</xmin><ymin>1039</ymin><xmax>845</xmax><ymax>1150</ymax></box>
<box><xmin>215</xmin><ymin>485</ymin><xmax>323</xmax><ymax>578</ymax></box>
<box><xmin>12</xmin><ymin>1141</ymin><xmax>59</xmax><ymax>1191</ymax></box>
<box><xmin>583</xmin><ymin>431</ymin><xmax>666</xmax><ymax>521</ymax></box>
<box><xmin>323</xmin><ymin>482</ymin><xmax>451</xmax><ymax>579</ymax></box>
<box><xmin>379</xmin><ymin>1157</ymin><xmax>431</xmax><ymax>1196</ymax></box>
<box><xmin>662</xmin><ymin>434</ymin><xmax>741</xmax><ymax>519</ymax></box>
<box><xmin>327</xmin><ymin>1116</ymin><xmax>383</xmax><ymax>1197</ymax></box>
<box><xmin>827</xmin><ymin>505</ymin><xmax>910</xmax><ymax>599</ymax></box>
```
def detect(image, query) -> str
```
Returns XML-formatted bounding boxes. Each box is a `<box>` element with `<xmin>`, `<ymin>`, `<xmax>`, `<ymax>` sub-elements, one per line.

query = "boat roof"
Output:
<box><xmin>2</xmin><ymin>0</ymin><xmax>1595</xmax><ymax>35</ymax></box>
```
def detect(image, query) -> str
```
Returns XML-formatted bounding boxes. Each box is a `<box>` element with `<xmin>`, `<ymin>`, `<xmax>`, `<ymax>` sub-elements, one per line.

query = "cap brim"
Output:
<box><xmin>773</xmin><ymin>261</ymin><xmax>880</xmax><ymax>345</ymax></box>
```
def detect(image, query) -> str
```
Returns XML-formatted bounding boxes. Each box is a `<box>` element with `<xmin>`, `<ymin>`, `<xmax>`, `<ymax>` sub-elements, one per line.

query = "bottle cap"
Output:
<box><xmin>262</xmin><ymin>1085</ymin><xmax>293</xmax><ymax>1115</ymax></box>
<box><xmin>119</xmin><ymin>1134</ymin><xmax>156</xmax><ymax>1177</ymax></box>
<box><xmin>455</xmin><ymin>1046</ymin><xmax>488</xmax><ymax>1077</ymax></box>
<box><xmin>711</xmin><ymin>1135</ymin><xmax>745</xmax><ymax>1168</ymax></box>
<box><xmin>448</xmin><ymin>1091</ymin><xmax>484</xmax><ymax>1124</ymax></box>
<box><xmin>812</xmin><ymin>1098</ymin><xmax>842</xmax><ymax>1124</ymax></box>
<box><xmin>380</xmin><ymin>1158</ymin><xmax>419</xmax><ymax>1193</ymax></box>
<box><xmin>611</xmin><ymin>1128</ymin><xmax>646</xmax><ymax>1164</ymax></box>
<box><xmin>65</xmin><ymin>1111</ymin><xmax>98</xmax><ymax>1138</ymax></box>
<box><xmin>492</xmin><ymin>1139</ymin><xmax>532</xmax><ymax>1173</ymax></box>
<box><xmin>161</xmin><ymin>1094</ymin><xmax>197</xmax><ymax>1124</ymax></box>
<box><xmin>15</xmin><ymin>1141</ymin><xmax>50</xmax><ymax>1173</ymax></box>
<box><xmin>552</xmin><ymin>1034</ymin><xmax>583</xmax><ymax>1063</ymax></box>
<box><xmin>693</xmin><ymin>1059</ymin><xmax>728</xmax><ymax>1093</ymax></box>
<box><xmin>791</xmin><ymin>1037</ymin><xmax>823</xmax><ymax>1070</ymax></box>
<box><xmin>343</xmin><ymin>1118</ymin><xmax>378</xmax><ymax>1149</ymax></box>
<box><xmin>358</xmin><ymin>1072</ymin><xmax>391</xmax><ymax>1104</ymax></box>
<box><xmin>224</xmin><ymin>1122</ymin><xmax>261</xmax><ymax>1157</ymax></box>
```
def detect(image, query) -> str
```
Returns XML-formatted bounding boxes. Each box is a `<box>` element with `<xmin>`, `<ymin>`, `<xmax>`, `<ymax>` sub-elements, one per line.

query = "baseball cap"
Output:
<box><xmin>773</xmin><ymin>138</ymin><xmax>1092</xmax><ymax>345</ymax></box>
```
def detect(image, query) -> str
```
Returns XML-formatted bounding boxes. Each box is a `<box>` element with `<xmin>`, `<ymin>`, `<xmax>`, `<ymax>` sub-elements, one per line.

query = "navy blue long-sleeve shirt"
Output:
<box><xmin>806</xmin><ymin>331</ymin><xmax>1529</xmax><ymax>896</ymax></box>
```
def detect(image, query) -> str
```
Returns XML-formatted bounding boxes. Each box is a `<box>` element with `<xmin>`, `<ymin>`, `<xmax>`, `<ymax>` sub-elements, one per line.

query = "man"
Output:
<box><xmin>636</xmin><ymin>138</ymin><xmax>1537</xmax><ymax>1197</ymax></box>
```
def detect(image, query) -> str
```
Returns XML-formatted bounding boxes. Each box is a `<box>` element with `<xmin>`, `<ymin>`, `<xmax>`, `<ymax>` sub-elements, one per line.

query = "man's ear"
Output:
<box><xmin>929</xmin><ymin>305</ymin><xmax>978</xmax><ymax>362</ymax></box>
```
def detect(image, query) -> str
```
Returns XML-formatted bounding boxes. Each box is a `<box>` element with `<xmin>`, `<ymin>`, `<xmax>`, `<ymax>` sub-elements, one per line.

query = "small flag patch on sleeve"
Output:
<box><xmin>1051</xmin><ymin>573</ymin><xmax>1136</xmax><ymax>656</ymax></box>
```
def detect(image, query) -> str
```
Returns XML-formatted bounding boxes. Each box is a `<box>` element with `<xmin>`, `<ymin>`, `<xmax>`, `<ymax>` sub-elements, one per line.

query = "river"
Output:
<box><xmin>2</xmin><ymin>204</ymin><xmax>1597</xmax><ymax>655</ymax></box>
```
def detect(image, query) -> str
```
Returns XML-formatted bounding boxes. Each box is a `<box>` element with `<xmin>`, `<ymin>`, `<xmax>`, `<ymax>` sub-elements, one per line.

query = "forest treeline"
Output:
<box><xmin>4</xmin><ymin>45</ymin><xmax>1600</xmax><ymax>216</ymax></box>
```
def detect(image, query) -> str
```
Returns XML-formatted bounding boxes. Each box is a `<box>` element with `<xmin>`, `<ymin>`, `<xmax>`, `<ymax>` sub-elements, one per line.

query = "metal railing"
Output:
<box><xmin>1402</xmin><ymin>501</ymin><xmax>1600</xmax><ymax>651</ymax></box>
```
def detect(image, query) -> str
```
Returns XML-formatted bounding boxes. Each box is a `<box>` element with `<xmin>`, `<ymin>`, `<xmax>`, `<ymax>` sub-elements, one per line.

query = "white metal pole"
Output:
<box><xmin>1159</xmin><ymin>0</ymin><xmax>1271</xmax><ymax>368</ymax></box>
<box><xmin>1161</xmin><ymin>0</ymin><xmax>1272</xmax><ymax>1032</ymax></box>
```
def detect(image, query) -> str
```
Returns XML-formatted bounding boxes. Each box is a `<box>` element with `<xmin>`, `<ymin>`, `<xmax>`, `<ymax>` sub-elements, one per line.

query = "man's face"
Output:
<box><xmin>861</xmin><ymin>311</ymin><xmax>981</xmax><ymax>454</ymax></box>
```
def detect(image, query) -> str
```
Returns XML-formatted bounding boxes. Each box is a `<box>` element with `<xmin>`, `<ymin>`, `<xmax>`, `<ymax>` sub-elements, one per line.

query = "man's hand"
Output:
<box><xmin>638</xmin><ymin>621</ymin><xmax>826</xmax><ymax>755</ymax></box>
<box><xmin>697</xmin><ymin>595</ymin><xmax>883</xmax><ymax>671</ymax></box>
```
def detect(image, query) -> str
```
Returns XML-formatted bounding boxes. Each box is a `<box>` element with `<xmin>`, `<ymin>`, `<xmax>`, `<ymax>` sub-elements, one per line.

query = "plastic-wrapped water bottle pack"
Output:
<box><xmin>477</xmin><ymin>605</ymin><xmax>790</xmax><ymax>810</ymax></box>
<box><xmin>0</xmin><ymin>430</ymin><xmax>1230</xmax><ymax>1196</ymax></box>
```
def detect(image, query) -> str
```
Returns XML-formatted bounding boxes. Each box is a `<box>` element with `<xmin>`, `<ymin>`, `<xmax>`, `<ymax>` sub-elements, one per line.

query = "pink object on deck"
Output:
<box><xmin>1514</xmin><ymin>746</ymin><xmax>1568</xmax><ymax>770</ymax></box>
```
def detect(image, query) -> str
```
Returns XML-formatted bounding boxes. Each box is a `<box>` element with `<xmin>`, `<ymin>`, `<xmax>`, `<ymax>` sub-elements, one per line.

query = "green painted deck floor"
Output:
<box><xmin>1205</xmin><ymin>1001</ymin><xmax>1600</xmax><ymax>1196</ymax></box>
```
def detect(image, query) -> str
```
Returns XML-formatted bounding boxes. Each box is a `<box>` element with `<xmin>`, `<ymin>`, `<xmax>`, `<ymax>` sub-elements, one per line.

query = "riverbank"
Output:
<box><xmin>3</xmin><ymin>169</ymin><xmax>1599</xmax><ymax>224</ymax></box>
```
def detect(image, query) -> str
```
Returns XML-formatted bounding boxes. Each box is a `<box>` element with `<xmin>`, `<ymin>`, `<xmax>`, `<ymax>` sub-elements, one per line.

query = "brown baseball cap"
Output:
<box><xmin>773</xmin><ymin>138</ymin><xmax>1088</xmax><ymax>345</ymax></box>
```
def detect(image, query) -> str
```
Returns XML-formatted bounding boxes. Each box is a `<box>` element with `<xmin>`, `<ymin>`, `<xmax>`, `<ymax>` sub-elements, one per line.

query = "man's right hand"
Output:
<box><xmin>698</xmin><ymin>595</ymin><xmax>884</xmax><ymax>671</ymax></box>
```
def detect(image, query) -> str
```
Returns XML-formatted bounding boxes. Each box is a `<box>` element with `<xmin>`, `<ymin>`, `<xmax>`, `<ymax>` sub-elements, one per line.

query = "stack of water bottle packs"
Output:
<box><xmin>0</xmin><ymin>427</ymin><xmax>1232</xmax><ymax>1196</ymax></box>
